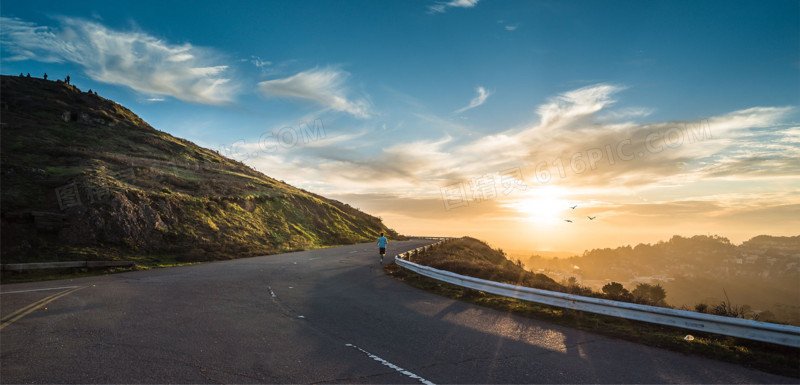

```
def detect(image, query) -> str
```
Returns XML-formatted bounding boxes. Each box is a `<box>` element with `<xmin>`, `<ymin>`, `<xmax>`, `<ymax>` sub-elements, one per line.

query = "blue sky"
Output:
<box><xmin>2</xmin><ymin>0</ymin><xmax>798</xmax><ymax>251</ymax></box>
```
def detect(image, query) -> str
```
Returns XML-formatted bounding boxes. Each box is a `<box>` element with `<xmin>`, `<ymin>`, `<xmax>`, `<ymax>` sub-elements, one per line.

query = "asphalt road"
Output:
<box><xmin>0</xmin><ymin>240</ymin><xmax>795</xmax><ymax>384</ymax></box>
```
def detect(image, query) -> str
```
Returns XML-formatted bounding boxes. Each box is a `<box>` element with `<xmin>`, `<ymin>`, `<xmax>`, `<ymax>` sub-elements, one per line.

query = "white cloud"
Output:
<box><xmin>780</xmin><ymin>127</ymin><xmax>800</xmax><ymax>144</ymax></box>
<box><xmin>454</xmin><ymin>86</ymin><xmax>491</xmax><ymax>114</ymax></box>
<box><xmin>597</xmin><ymin>107</ymin><xmax>654</xmax><ymax>122</ymax></box>
<box><xmin>258</xmin><ymin>67</ymin><xmax>372</xmax><ymax>119</ymax></box>
<box><xmin>242</xmin><ymin>83</ymin><xmax>797</xmax><ymax>250</ymax></box>
<box><xmin>535</xmin><ymin>83</ymin><xmax>624</xmax><ymax>128</ymax></box>
<box><xmin>706</xmin><ymin>106</ymin><xmax>794</xmax><ymax>134</ymax></box>
<box><xmin>428</xmin><ymin>0</ymin><xmax>479</xmax><ymax>13</ymax></box>
<box><xmin>449</xmin><ymin>0</ymin><xmax>480</xmax><ymax>6</ymax></box>
<box><xmin>505</xmin><ymin>25</ymin><xmax>519</xmax><ymax>31</ymax></box>
<box><xmin>0</xmin><ymin>16</ymin><xmax>235</xmax><ymax>104</ymax></box>
<box><xmin>242</xmin><ymin>82</ymin><xmax>797</xmax><ymax>210</ymax></box>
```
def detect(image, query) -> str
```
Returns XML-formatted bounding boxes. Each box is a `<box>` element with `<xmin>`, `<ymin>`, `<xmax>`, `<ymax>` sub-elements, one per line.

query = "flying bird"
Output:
<box><xmin>588</xmin><ymin>216</ymin><xmax>596</xmax><ymax>220</ymax></box>
<box><xmin>570</xmin><ymin>205</ymin><xmax>577</xmax><ymax>209</ymax></box>
<box><xmin>564</xmin><ymin>219</ymin><xmax>573</xmax><ymax>223</ymax></box>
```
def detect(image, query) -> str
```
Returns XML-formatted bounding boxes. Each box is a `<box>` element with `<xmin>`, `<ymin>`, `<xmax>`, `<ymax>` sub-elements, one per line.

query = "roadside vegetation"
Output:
<box><xmin>385</xmin><ymin>237</ymin><xmax>800</xmax><ymax>378</ymax></box>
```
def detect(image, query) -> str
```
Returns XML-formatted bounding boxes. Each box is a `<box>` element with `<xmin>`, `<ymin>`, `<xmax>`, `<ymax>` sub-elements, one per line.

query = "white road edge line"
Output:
<box><xmin>0</xmin><ymin>286</ymin><xmax>81</xmax><ymax>295</ymax></box>
<box><xmin>345</xmin><ymin>344</ymin><xmax>435</xmax><ymax>385</ymax></box>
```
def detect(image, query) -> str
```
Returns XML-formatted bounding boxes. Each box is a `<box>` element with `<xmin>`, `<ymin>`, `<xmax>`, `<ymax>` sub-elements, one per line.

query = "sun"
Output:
<box><xmin>507</xmin><ymin>186</ymin><xmax>572</xmax><ymax>225</ymax></box>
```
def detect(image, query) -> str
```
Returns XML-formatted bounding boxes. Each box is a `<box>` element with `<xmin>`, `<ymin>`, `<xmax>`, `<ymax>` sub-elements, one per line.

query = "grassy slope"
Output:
<box><xmin>413</xmin><ymin>237</ymin><xmax>565</xmax><ymax>291</ymax></box>
<box><xmin>386</xmin><ymin>237</ymin><xmax>800</xmax><ymax>378</ymax></box>
<box><xmin>0</xmin><ymin>75</ymin><xmax>400</xmax><ymax>268</ymax></box>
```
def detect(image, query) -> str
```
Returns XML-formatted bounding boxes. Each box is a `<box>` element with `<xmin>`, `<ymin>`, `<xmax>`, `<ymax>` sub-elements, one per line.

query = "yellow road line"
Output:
<box><xmin>0</xmin><ymin>286</ymin><xmax>85</xmax><ymax>330</ymax></box>
<box><xmin>1</xmin><ymin>285</ymin><xmax>80</xmax><ymax>295</ymax></box>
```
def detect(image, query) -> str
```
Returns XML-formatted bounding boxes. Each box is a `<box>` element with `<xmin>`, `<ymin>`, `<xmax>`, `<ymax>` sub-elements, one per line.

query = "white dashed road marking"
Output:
<box><xmin>345</xmin><ymin>344</ymin><xmax>435</xmax><ymax>385</ymax></box>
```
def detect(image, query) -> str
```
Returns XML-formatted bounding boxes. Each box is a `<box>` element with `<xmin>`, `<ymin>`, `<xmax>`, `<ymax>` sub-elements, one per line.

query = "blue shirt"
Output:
<box><xmin>377</xmin><ymin>237</ymin><xmax>387</xmax><ymax>248</ymax></box>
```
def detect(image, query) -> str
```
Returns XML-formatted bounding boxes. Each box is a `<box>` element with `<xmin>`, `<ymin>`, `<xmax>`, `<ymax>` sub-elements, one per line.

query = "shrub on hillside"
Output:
<box><xmin>632</xmin><ymin>283</ymin><xmax>667</xmax><ymax>306</ymax></box>
<box><xmin>601</xmin><ymin>282</ymin><xmax>633</xmax><ymax>302</ymax></box>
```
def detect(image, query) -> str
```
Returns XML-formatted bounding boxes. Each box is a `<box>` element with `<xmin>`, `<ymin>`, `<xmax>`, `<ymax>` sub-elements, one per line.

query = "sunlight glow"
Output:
<box><xmin>507</xmin><ymin>186</ymin><xmax>573</xmax><ymax>225</ymax></box>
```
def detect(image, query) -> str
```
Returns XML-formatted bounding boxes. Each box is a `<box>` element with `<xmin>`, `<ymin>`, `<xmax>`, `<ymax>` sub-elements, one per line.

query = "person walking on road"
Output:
<box><xmin>377</xmin><ymin>233</ymin><xmax>388</xmax><ymax>264</ymax></box>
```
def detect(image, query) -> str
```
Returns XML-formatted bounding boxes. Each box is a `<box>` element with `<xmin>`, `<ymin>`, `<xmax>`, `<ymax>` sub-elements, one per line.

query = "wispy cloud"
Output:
<box><xmin>258</xmin><ymin>67</ymin><xmax>372</xmax><ymax>119</ymax></box>
<box><xmin>535</xmin><ymin>83</ymin><xmax>624</xmax><ymax>128</ymax></box>
<box><xmin>246</xmin><ymin>83</ymin><xmax>797</xmax><ymax>202</ymax></box>
<box><xmin>249</xmin><ymin>56</ymin><xmax>272</xmax><ymax>69</ymax></box>
<box><xmin>454</xmin><ymin>86</ymin><xmax>491</xmax><ymax>114</ymax></box>
<box><xmin>241</xmin><ymin>82</ymin><xmax>798</xmax><ymax>245</ymax></box>
<box><xmin>428</xmin><ymin>0</ymin><xmax>479</xmax><ymax>14</ymax></box>
<box><xmin>0</xmin><ymin>16</ymin><xmax>236</xmax><ymax>104</ymax></box>
<box><xmin>497</xmin><ymin>20</ymin><xmax>519</xmax><ymax>31</ymax></box>
<box><xmin>597</xmin><ymin>107</ymin><xmax>654</xmax><ymax>122</ymax></box>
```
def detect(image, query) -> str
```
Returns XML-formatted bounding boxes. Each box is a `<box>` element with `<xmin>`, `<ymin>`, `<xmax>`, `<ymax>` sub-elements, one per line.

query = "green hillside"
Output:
<box><xmin>402</xmin><ymin>237</ymin><xmax>565</xmax><ymax>292</ymax></box>
<box><xmin>0</xmin><ymin>75</ymin><xmax>399</xmax><ymax>265</ymax></box>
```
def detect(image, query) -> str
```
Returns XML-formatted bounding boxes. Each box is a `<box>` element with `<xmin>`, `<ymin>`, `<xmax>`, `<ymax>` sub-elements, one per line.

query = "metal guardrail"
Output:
<box><xmin>402</xmin><ymin>238</ymin><xmax>453</xmax><ymax>261</ymax></box>
<box><xmin>394</xmin><ymin>240</ymin><xmax>800</xmax><ymax>348</ymax></box>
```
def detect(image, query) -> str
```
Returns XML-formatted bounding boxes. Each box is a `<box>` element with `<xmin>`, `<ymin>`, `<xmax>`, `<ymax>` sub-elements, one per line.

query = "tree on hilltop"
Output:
<box><xmin>602</xmin><ymin>282</ymin><xmax>632</xmax><ymax>301</ymax></box>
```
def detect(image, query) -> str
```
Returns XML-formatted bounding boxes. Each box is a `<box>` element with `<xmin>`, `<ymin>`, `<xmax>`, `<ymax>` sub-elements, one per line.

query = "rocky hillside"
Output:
<box><xmin>0</xmin><ymin>75</ymin><xmax>399</xmax><ymax>264</ymax></box>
